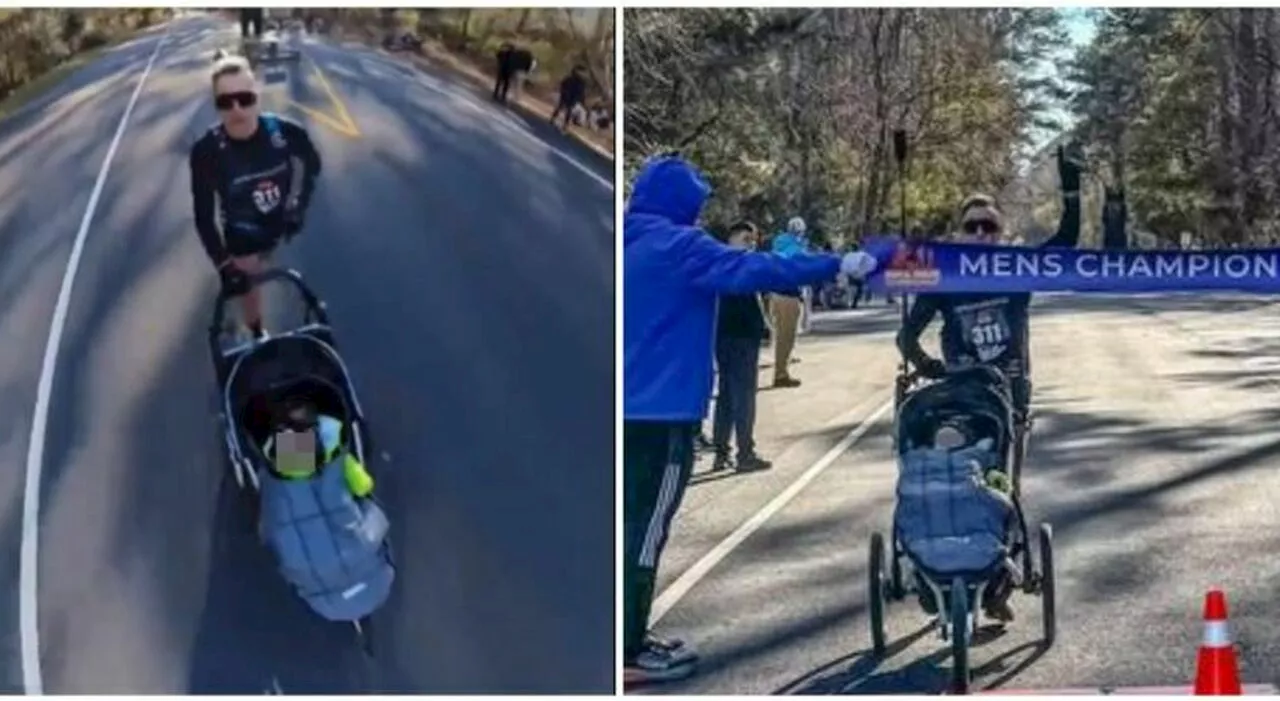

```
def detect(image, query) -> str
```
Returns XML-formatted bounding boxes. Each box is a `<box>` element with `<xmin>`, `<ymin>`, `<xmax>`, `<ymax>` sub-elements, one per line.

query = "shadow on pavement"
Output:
<box><xmin>652</xmin><ymin>385</ymin><xmax>1280</xmax><ymax>695</ymax></box>
<box><xmin>775</xmin><ymin>623</ymin><xmax>938</xmax><ymax>694</ymax></box>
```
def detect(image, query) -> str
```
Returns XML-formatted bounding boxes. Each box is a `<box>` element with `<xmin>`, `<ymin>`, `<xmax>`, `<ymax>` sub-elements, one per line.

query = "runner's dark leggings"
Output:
<box><xmin>623</xmin><ymin>421</ymin><xmax>696</xmax><ymax>661</ymax></box>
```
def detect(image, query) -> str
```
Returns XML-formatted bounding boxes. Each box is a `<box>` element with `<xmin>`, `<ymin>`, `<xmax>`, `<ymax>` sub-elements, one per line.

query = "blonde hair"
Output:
<box><xmin>211</xmin><ymin>55</ymin><xmax>254</xmax><ymax>90</ymax></box>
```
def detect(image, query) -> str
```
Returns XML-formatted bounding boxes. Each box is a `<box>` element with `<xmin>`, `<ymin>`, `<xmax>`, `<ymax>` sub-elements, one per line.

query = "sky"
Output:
<box><xmin>1027</xmin><ymin>7</ymin><xmax>1100</xmax><ymax>154</ymax></box>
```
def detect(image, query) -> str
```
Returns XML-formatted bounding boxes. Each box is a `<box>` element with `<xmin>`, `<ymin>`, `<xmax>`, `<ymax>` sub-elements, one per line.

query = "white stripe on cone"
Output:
<box><xmin>1203</xmin><ymin>619</ymin><xmax>1231</xmax><ymax>647</ymax></box>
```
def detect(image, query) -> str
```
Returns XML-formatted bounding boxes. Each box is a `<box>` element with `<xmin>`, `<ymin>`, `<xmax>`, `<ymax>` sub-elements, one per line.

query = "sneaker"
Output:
<box><xmin>773</xmin><ymin>376</ymin><xmax>802</xmax><ymax>388</ymax></box>
<box><xmin>736</xmin><ymin>454</ymin><xmax>772</xmax><ymax>472</ymax></box>
<box><xmin>624</xmin><ymin>638</ymin><xmax>697</xmax><ymax>686</ymax></box>
<box><xmin>646</xmin><ymin>632</ymin><xmax>690</xmax><ymax>654</ymax></box>
<box><xmin>710</xmin><ymin>454</ymin><xmax>733</xmax><ymax>472</ymax></box>
<box><xmin>984</xmin><ymin>599</ymin><xmax>1015</xmax><ymax>623</ymax></box>
<box><xmin>695</xmin><ymin>434</ymin><xmax>714</xmax><ymax>452</ymax></box>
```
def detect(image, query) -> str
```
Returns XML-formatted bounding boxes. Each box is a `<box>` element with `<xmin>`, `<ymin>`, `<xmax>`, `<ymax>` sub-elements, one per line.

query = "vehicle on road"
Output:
<box><xmin>209</xmin><ymin>268</ymin><xmax>394</xmax><ymax>655</ymax></box>
<box><xmin>870</xmin><ymin>365</ymin><xmax>1055</xmax><ymax>695</ymax></box>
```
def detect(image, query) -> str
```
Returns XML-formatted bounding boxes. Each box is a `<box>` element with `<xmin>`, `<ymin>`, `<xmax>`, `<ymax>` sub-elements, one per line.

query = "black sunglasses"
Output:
<box><xmin>215</xmin><ymin>91</ymin><xmax>258</xmax><ymax>111</ymax></box>
<box><xmin>962</xmin><ymin>219</ymin><xmax>1000</xmax><ymax>235</ymax></box>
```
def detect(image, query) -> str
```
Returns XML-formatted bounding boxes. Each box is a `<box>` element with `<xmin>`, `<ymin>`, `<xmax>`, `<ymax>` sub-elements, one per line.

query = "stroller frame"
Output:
<box><xmin>869</xmin><ymin>311</ymin><xmax>1057</xmax><ymax>695</ymax></box>
<box><xmin>207</xmin><ymin>268</ymin><xmax>389</xmax><ymax>656</ymax></box>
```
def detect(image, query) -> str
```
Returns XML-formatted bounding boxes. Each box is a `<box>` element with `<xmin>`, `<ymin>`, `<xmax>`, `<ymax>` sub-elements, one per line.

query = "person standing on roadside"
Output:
<box><xmin>623</xmin><ymin>154</ymin><xmax>877</xmax><ymax>685</ymax></box>
<box><xmin>769</xmin><ymin>216</ymin><xmax>809</xmax><ymax>388</ymax></box>
<box><xmin>551</xmin><ymin>65</ymin><xmax>588</xmax><ymax>129</ymax></box>
<box><xmin>710</xmin><ymin>221</ymin><xmax>772</xmax><ymax>473</ymax></box>
<box><xmin>493</xmin><ymin>43</ymin><xmax>516</xmax><ymax>103</ymax></box>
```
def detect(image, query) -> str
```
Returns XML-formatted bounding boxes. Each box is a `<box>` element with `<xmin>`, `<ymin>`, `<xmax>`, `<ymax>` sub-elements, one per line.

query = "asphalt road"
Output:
<box><xmin>639</xmin><ymin>294</ymin><xmax>1280</xmax><ymax>695</ymax></box>
<box><xmin>0</xmin><ymin>15</ymin><xmax>614</xmax><ymax>694</ymax></box>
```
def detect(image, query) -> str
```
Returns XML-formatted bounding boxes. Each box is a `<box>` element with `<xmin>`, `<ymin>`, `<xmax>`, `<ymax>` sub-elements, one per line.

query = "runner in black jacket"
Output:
<box><xmin>895</xmin><ymin>144</ymin><xmax>1083</xmax><ymax>623</ymax></box>
<box><xmin>189</xmin><ymin>56</ymin><xmax>322</xmax><ymax>338</ymax></box>
<box><xmin>897</xmin><ymin>145</ymin><xmax>1083</xmax><ymax>417</ymax></box>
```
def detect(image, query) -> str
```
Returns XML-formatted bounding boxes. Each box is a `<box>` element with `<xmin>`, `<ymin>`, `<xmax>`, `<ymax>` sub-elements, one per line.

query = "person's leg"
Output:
<box><xmin>1010</xmin><ymin>375</ymin><xmax>1033</xmax><ymax>490</ymax></box>
<box><xmin>710</xmin><ymin>340</ymin><xmax>734</xmax><ymax>468</ymax></box>
<box><xmin>735</xmin><ymin>340</ymin><xmax>767</xmax><ymax>468</ymax></box>
<box><xmin>983</xmin><ymin>371</ymin><xmax>1032</xmax><ymax>623</ymax></box>
<box><xmin>769</xmin><ymin>294</ymin><xmax>783</xmax><ymax>366</ymax></box>
<box><xmin>231</xmin><ymin>253</ymin><xmax>268</xmax><ymax>337</ymax></box>
<box><xmin>623</xmin><ymin>421</ymin><xmax>698</xmax><ymax>683</ymax></box>
<box><xmin>773</xmin><ymin>296</ymin><xmax>801</xmax><ymax>386</ymax></box>
<box><xmin>799</xmin><ymin>286</ymin><xmax>812</xmax><ymax>334</ymax></box>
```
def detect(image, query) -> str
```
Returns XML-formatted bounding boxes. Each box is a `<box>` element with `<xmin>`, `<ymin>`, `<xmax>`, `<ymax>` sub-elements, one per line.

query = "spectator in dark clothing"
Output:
<box><xmin>551</xmin><ymin>65</ymin><xmax>588</xmax><ymax>128</ymax></box>
<box><xmin>493</xmin><ymin>43</ymin><xmax>515</xmax><ymax>102</ymax></box>
<box><xmin>493</xmin><ymin>44</ymin><xmax>534</xmax><ymax>103</ymax></box>
<box><xmin>240</xmin><ymin>8</ymin><xmax>264</xmax><ymax>39</ymax></box>
<box><xmin>710</xmin><ymin>222</ymin><xmax>772</xmax><ymax>473</ymax></box>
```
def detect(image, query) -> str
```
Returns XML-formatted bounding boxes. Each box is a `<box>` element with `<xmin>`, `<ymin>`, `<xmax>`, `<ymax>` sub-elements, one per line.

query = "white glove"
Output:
<box><xmin>840</xmin><ymin>251</ymin><xmax>878</xmax><ymax>279</ymax></box>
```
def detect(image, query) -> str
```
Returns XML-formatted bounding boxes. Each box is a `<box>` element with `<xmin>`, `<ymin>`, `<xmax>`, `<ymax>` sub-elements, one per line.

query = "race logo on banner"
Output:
<box><xmin>883</xmin><ymin>241</ymin><xmax>941</xmax><ymax>288</ymax></box>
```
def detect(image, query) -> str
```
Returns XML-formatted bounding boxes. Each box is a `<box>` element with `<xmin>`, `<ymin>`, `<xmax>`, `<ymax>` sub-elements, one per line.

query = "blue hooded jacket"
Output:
<box><xmin>624</xmin><ymin>156</ymin><xmax>842</xmax><ymax>421</ymax></box>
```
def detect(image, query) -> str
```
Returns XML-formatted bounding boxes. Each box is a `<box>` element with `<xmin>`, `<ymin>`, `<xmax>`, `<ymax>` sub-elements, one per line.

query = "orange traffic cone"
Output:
<box><xmin>1195</xmin><ymin>588</ymin><xmax>1242</xmax><ymax>695</ymax></box>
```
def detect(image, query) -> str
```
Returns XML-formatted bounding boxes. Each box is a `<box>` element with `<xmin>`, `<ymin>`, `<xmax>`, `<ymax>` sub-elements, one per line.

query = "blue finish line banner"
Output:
<box><xmin>861</xmin><ymin>236</ymin><xmax>1280</xmax><ymax>294</ymax></box>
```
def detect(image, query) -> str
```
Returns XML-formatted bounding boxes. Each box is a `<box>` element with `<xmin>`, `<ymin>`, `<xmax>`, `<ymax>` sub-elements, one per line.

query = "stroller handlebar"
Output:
<box><xmin>208</xmin><ymin>267</ymin><xmax>330</xmax><ymax>339</ymax></box>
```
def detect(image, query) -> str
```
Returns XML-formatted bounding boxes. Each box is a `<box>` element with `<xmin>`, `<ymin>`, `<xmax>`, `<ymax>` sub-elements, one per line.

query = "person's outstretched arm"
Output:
<box><xmin>677</xmin><ymin>229</ymin><xmax>843</xmax><ymax>295</ymax></box>
<box><xmin>1041</xmin><ymin>144</ymin><xmax>1082</xmax><ymax>249</ymax></box>
<box><xmin>897</xmin><ymin>295</ymin><xmax>942</xmax><ymax>373</ymax></box>
<box><xmin>188</xmin><ymin>138</ymin><xmax>227</xmax><ymax>267</ymax></box>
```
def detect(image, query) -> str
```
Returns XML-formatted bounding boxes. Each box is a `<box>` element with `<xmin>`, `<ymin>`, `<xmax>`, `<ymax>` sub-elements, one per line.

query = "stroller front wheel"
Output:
<box><xmin>1039</xmin><ymin>523</ymin><xmax>1057</xmax><ymax>646</ymax></box>
<box><xmin>949</xmin><ymin>577</ymin><xmax>971</xmax><ymax>694</ymax></box>
<box><xmin>868</xmin><ymin>532</ymin><xmax>888</xmax><ymax>656</ymax></box>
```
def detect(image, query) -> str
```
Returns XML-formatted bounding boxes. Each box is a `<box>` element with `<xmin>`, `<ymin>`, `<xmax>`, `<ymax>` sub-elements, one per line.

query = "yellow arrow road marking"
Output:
<box><xmin>276</xmin><ymin>52</ymin><xmax>361</xmax><ymax>138</ymax></box>
<box><xmin>308</xmin><ymin>55</ymin><xmax>359</xmax><ymax>134</ymax></box>
<box><xmin>286</xmin><ymin>100</ymin><xmax>359</xmax><ymax>138</ymax></box>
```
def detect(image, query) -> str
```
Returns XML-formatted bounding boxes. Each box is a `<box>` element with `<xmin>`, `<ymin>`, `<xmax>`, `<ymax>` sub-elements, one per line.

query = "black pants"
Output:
<box><xmin>551</xmin><ymin>98</ymin><xmax>581</xmax><ymax>127</ymax></box>
<box><xmin>493</xmin><ymin>72</ymin><xmax>512</xmax><ymax>102</ymax></box>
<box><xmin>712</xmin><ymin>337</ymin><xmax>761</xmax><ymax>459</ymax></box>
<box><xmin>623</xmin><ymin>421</ymin><xmax>696</xmax><ymax>661</ymax></box>
<box><xmin>240</xmin><ymin>9</ymin><xmax>263</xmax><ymax>39</ymax></box>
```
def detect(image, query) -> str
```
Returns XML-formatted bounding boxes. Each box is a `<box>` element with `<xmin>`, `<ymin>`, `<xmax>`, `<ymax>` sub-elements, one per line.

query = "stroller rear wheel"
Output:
<box><xmin>949</xmin><ymin>577</ymin><xmax>971</xmax><ymax>694</ymax></box>
<box><xmin>1039</xmin><ymin>523</ymin><xmax>1056</xmax><ymax>646</ymax></box>
<box><xmin>868</xmin><ymin>532</ymin><xmax>888</xmax><ymax>656</ymax></box>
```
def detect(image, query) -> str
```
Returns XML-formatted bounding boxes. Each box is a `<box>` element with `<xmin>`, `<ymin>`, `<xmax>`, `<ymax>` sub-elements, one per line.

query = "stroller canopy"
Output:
<box><xmin>896</xmin><ymin>367</ymin><xmax>1016</xmax><ymax>460</ymax></box>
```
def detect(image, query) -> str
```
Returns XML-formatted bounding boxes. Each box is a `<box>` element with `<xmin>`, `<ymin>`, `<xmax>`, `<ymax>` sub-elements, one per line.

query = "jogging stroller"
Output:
<box><xmin>867</xmin><ymin>366</ymin><xmax>1056</xmax><ymax>694</ymax></box>
<box><xmin>208</xmin><ymin>269</ymin><xmax>394</xmax><ymax>655</ymax></box>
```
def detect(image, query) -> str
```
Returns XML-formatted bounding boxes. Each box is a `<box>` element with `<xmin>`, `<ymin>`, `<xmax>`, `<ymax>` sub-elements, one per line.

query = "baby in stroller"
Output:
<box><xmin>252</xmin><ymin>387</ymin><xmax>393</xmax><ymax>622</ymax></box>
<box><xmin>261</xmin><ymin>395</ymin><xmax>374</xmax><ymax>495</ymax></box>
<box><xmin>892</xmin><ymin>367</ymin><xmax>1020</xmax><ymax>622</ymax></box>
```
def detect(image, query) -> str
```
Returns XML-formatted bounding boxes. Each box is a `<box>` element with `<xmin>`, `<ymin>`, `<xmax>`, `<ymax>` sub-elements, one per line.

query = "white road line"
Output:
<box><xmin>650</xmin><ymin>397</ymin><xmax>894</xmax><ymax>624</ymax></box>
<box><xmin>19</xmin><ymin>30</ymin><xmax>168</xmax><ymax>695</ymax></box>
